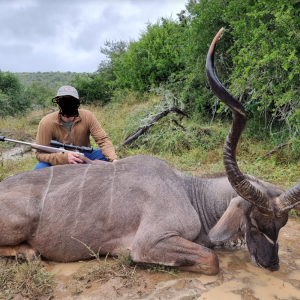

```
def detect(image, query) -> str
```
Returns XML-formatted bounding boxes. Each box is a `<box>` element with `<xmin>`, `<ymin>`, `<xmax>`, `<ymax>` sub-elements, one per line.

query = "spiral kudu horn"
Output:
<box><xmin>277</xmin><ymin>183</ymin><xmax>300</xmax><ymax>214</ymax></box>
<box><xmin>206</xmin><ymin>28</ymin><xmax>272</xmax><ymax>214</ymax></box>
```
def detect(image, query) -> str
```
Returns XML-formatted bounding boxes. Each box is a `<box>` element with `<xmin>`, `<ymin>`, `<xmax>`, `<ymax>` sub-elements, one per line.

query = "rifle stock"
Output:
<box><xmin>30</xmin><ymin>144</ymin><xmax>94</xmax><ymax>164</ymax></box>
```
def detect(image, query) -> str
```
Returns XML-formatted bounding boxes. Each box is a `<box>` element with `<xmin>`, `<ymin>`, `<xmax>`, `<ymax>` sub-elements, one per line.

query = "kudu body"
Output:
<box><xmin>1</xmin><ymin>29</ymin><xmax>299</xmax><ymax>275</ymax></box>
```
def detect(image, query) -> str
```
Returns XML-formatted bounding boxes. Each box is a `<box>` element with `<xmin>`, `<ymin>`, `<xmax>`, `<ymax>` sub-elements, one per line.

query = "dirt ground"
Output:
<box><xmin>31</xmin><ymin>216</ymin><xmax>300</xmax><ymax>300</ymax></box>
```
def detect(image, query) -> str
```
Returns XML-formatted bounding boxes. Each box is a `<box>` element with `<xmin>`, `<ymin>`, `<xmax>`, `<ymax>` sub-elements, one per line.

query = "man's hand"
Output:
<box><xmin>68</xmin><ymin>152</ymin><xmax>83</xmax><ymax>164</ymax></box>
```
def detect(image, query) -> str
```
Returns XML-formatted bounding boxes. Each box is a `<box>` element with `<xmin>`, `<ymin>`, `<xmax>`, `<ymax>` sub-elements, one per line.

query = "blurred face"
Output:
<box><xmin>54</xmin><ymin>96</ymin><xmax>81</xmax><ymax>118</ymax></box>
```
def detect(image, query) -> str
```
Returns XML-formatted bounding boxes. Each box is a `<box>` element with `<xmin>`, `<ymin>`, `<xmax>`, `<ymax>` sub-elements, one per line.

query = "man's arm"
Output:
<box><xmin>35</xmin><ymin>120</ymin><xmax>69</xmax><ymax>165</ymax></box>
<box><xmin>89</xmin><ymin>113</ymin><xmax>118</xmax><ymax>162</ymax></box>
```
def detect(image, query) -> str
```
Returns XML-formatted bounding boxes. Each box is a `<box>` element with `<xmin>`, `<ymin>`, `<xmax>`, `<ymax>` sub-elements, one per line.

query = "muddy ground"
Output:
<box><xmin>30</xmin><ymin>217</ymin><xmax>300</xmax><ymax>300</ymax></box>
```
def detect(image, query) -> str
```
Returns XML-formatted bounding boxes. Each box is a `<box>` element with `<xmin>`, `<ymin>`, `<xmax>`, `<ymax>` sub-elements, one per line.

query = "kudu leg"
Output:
<box><xmin>131</xmin><ymin>235</ymin><xmax>219</xmax><ymax>275</ymax></box>
<box><xmin>0</xmin><ymin>242</ymin><xmax>39</xmax><ymax>261</ymax></box>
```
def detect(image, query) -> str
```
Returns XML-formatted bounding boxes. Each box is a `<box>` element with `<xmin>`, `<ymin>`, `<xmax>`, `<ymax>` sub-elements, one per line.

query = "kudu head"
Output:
<box><xmin>206</xmin><ymin>28</ymin><xmax>300</xmax><ymax>271</ymax></box>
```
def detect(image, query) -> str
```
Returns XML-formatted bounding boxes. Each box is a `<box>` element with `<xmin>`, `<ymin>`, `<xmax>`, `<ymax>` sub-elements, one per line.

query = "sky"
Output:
<box><xmin>0</xmin><ymin>0</ymin><xmax>188</xmax><ymax>73</ymax></box>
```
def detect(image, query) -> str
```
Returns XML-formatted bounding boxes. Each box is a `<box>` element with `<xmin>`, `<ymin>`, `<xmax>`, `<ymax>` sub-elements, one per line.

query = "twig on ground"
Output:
<box><xmin>117</xmin><ymin>107</ymin><xmax>189</xmax><ymax>149</ymax></box>
<box><xmin>261</xmin><ymin>140</ymin><xmax>300</xmax><ymax>159</ymax></box>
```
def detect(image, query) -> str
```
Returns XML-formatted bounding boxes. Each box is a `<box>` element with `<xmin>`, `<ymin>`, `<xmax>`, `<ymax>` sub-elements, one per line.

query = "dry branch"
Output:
<box><xmin>117</xmin><ymin>107</ymin><xmax>189</xmax><ymax>149</ymax></box>
<box><xmin>261</xmin><ymin>140</ymin><xmax>300</xmax><ymax>159</ymax></box>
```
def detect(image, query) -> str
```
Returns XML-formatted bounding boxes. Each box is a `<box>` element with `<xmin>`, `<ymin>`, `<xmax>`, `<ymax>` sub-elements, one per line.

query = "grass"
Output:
<box><xmin>0</xmin><ymin>258</ymin><xmax>56</xmax><ymax>299</ymax></box>
<box><xmin>1</xmin><ymin>95</ymin><xmax>300</xmax><ymax>188</ymax></box>
<box><xmin>73</xmin><ymin>252</ymin><xmax>138</xmax><ymax>287</ymax></box>
<box><xmin>70</xmin><ymin>241</ymin><xmax>179</xmax><ymax>296</ymax></box>
<box><xmin>0</xmin><ymin>156</ymin><xmax>37</xmax><ymax>181</ymax></box>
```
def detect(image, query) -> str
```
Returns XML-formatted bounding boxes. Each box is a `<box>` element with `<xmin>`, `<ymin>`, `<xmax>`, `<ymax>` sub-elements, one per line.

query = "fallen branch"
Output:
<box><xmin>117</xmin><ymin>107</ymin><xmax>189</xmax><ymax>149</ymax></box>
<box><xmin>261</xmin><ymin>140</ymin><xmax>300</xmax><ymax>159</ymax></box>
<box><xmin>171</xmin><ymin>119</ymin><xmax>186</xmax><ymax>130</ymax></box>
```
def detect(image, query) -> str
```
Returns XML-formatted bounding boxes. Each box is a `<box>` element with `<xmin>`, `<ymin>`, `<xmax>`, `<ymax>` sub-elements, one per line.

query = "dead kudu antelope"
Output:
<box><xmin>1</xmin><ymin>28</ymin><xmax>300</xmax><ymax>275</ymax></box>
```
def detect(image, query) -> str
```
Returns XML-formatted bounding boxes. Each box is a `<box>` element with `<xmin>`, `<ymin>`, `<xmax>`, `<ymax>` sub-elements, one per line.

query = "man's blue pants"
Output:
<box><xmin>34</xmin><ymin>149</ymin><xmax>108</xmax><ymax>170</ymax></box>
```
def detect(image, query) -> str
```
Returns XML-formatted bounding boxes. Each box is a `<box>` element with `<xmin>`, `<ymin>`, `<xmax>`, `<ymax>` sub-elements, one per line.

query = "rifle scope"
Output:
<box><xmin>50</xmin><ymin>140</ymin><xmax>93</xmax><ymax>153</ymax></box>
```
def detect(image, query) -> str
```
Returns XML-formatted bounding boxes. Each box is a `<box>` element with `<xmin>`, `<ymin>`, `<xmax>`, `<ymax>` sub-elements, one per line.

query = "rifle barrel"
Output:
<box><xmin>0</xmin><ymin>135</ymin><xmax>98</xmax><ymax>165</ymax></box>
<box><xmin>1</xmin><ymin>136</ymin><xmax>87</xmax><ymax>154</ymax></box>
<box><xmin>1</xmin><ymin>137</ymin><xmax>64</xmax><ymax>150</ymax></box>
<box><xmin>0</xmin><ymin>137</ymin><xmax>33</xmax><ymax>147</ymax></box>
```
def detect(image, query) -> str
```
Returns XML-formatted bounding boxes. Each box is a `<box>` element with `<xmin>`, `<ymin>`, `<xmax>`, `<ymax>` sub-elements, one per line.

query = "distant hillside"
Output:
<box><xmin>14</xmin><ymin>71</ymin><xmax>87</xmax><ymax>91</ymax></box>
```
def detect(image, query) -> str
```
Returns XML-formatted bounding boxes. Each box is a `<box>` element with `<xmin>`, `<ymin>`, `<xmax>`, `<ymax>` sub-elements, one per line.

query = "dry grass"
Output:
<box><xmin>70</xmin><ymin>250</ymin><xmax>179</xmax><ymax>297</ymax></box>
<box><xmin>70</xmin><ymin>237</ymin><xmax>179</xmax><ymax>296</ymax></box>
<box><xmin>0</xmin><ymin>258</ymin><xmax>56</xmax><ymax>299</ymax></box>
<box><xmin>73</xmin><ymin>253</ymin><xmax>137</xmax><ymax>286</ymax></box>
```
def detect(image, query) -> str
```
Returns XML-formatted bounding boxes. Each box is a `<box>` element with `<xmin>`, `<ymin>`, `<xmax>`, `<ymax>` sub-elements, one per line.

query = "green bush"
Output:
<box><xmin>114</xmin><ymin>18</ymin><xmax>187</xmax><ymax>93</ymax></box>
<box><xmin>70</xmin><ymin>73</ymin><xmax>114</xmax><ymax>104</ymax></box>
<box><xmin>0</xmin><ymin>71</ymin><xmax>31</xmax><ymax>117</ymax></box>
<box><xmin>223</xmin><ymin>0</ymin><xmax>300</xmax><ymax>139</ymax></box>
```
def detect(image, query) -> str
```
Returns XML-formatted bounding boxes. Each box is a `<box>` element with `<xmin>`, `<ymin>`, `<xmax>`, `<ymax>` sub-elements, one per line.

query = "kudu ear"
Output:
<box><xmin>209</xmin><ymin>197</ymin><xmax>246</xmax><ymax>242</ymax></box>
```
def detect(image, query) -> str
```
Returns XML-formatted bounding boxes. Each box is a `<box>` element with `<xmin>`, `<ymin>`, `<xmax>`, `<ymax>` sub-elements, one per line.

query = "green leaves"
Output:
<box><xmin>70</xmin><ymin>73</ymin><xmax>114</xmax><ymax>104</ymax></box>
<box><xmin>0</xmin><ymin>71</ymin><xmax>31</xmax><ymax>117</ymax></box>
<box><xmin>26</xmin><ymin>81</ymin><xmax>53</xmax><ymax>109</ymax></box>
<box><xmin>113</xmin><ymin>17</ymin><xmax>187</xmax><ymax>93</ymax></box>
<box><xmin>222</xmin><ymin>0</ymin><xmax>300</xmax><ymax>138</ymax></box>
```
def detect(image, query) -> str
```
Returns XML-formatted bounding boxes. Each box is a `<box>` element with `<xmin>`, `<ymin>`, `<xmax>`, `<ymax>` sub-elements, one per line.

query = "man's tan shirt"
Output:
<box><xmin>36</xmin><ymin>109</ymin><xmax>117</xmax><ymax>165</ymax></box>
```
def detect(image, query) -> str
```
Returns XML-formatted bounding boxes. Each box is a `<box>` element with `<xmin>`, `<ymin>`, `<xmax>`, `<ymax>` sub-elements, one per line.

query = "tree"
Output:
<box><xmin>100</xmin><ymin>40</ymin><xmax>129</xmax><ymax>59</ymax></box>
<box><xmin>113</xmin><ymin>17</ymin><xmax>187</xmax><ymax>93</ymax></box>
<box><xmin>0</xmin><ymin>71</ymin><xmax>31</xmax><ymax>117</ymax></box>
<box><xmin>223</xmin><ymin>0</ymin><xmax>300</xmax><ymax>138</ymax></box>
<box><xmin>26</xmin><ymin>81</ymin><xmax>54</xmax><ymax>109</ymax></box>
<box><xmin>69</xmin><ymin>40</ymin><xmax>127</xmax><ymax>104</ymax></box>
<box><xmin>70</xmin><ymin>73</ymin><xmax>113</xmax><ymax>104</ymax></box>
<box><xmin>0</xmin><ymin>71</ymin><xmax>21</xmax><ymax>95</ymax></box>
<box><xmin>174</xmin><ymin>0</ymin><xmax>232</xmax><ymax>112</ymax></box>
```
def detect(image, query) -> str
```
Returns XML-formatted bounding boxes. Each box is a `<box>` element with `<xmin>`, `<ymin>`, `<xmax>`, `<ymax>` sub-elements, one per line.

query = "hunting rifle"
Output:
<box><xmin>0</xmin><ymin>136</ymin><xmax>103</xmax><ymax>165</ymax></box>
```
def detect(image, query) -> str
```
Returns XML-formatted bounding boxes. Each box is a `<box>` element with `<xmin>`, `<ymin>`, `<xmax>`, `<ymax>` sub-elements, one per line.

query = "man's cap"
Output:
<box><xmin>56</xmin><ymin>86</ymin><xmax>79</xmax><ymax>99</ymax></box>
